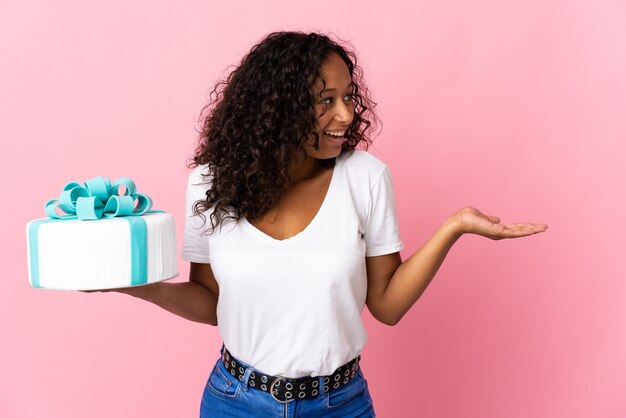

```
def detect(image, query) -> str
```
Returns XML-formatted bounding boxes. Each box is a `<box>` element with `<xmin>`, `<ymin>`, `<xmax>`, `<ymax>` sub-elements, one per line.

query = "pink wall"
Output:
<box><xmin>2</xmin><ymin>0</ymin><xmax>625</xmax><ymax>417</ymax></box>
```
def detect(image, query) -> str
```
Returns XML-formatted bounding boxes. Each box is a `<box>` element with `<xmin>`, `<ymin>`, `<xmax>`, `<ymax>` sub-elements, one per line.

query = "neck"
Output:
<box><xmin>287</xmin><ymin>151</ymin><xmax>324</xmax><ymax>184</ymax></box>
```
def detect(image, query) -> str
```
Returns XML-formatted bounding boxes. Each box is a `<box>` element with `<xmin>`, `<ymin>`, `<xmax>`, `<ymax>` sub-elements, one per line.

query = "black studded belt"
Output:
<box><xmin>220</xmin><ymin>345</ymin><xmax>361</xmax><ymax>403</ymax></box>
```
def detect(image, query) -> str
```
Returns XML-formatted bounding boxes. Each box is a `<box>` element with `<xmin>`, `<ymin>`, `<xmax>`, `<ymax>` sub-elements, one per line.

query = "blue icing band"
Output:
<box><xmin>28</xmin><ymin>219</ymin><xmax>59</xmax><ymax>288</ymax></box>
<box><xmin>127</xmin><ymin>216</ymin><xmax>148</xmax><ymax>286</ymax></box>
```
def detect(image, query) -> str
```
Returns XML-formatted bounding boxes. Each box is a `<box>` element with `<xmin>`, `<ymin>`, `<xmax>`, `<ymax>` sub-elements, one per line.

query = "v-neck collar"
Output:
<box><xmin>241</xmin><ymin>153</ymin><xmax>343</xmax><ymax>245</ymax></box>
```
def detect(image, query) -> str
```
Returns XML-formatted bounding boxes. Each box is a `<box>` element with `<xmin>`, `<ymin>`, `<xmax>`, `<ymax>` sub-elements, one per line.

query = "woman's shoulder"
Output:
<box><xmin>339</xmin><ymin>149</ymin><xmax>389</xmax><ymax>178</ymax></box>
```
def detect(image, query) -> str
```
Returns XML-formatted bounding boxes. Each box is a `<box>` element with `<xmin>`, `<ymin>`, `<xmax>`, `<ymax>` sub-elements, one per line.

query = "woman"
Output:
<box><xmin>114</xmin><ymin>31</ymin><xmax>548</xmax><ymax>417</ymax></box>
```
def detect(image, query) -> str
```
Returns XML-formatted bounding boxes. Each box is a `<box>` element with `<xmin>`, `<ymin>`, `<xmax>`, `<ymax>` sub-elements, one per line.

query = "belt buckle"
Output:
<box><xmin>269</xmin><ymin>377</ymin><xmax>295</xmax><ymax>404</ymax></box>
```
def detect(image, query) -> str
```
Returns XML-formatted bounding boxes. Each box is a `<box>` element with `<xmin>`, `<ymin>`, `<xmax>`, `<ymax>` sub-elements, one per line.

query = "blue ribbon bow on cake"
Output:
<box><xmin>44</xmin><ymin>176</ymin><xmax>153</xmax><ymax>220</ymax></box>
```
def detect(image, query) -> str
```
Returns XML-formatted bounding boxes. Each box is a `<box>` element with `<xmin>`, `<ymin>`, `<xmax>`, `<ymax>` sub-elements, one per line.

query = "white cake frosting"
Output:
<box><xmin>26</xmin><ymin>212</ymin><xmax>178</xmax><ymax>290</ymax></box>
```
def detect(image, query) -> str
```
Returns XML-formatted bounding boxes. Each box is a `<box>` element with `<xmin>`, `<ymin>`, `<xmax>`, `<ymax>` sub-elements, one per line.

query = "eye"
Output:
<box><xmin>320</xmin><ymin>94</ymin><xmax>354</xmax><ymax>105</ymax></box>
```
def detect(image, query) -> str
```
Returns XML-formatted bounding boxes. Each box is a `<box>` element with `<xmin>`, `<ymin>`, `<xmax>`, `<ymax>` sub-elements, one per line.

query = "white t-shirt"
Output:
<box><xmin>181</xmin><ymin>150</ymin><xmax>404</xmax><ymax>378</ymax></box>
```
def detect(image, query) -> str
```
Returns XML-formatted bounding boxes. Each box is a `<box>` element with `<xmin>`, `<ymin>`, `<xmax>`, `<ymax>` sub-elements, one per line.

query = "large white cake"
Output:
<box><xmin>27</xmin><ymin>176</ymin><xmax>179</xmax><ymax>290</ymax></box>
<box><xmin>27</xmin><ymin>212</ymin><xmax>178</xmax><ymax>290</ymax></box>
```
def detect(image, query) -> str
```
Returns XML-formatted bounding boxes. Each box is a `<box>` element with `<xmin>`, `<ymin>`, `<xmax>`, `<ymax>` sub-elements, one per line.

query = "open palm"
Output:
<box><xmin>457</xmin><ymin>207</ymin><xmax>548</xmax><ymax>240</ymax></box>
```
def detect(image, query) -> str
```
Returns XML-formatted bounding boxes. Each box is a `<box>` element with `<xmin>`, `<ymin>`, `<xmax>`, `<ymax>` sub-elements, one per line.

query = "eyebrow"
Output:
<box><xmin>321</xmin><ymin>82</ymin><xmax>355</xmax><ymax>93</ymax></box>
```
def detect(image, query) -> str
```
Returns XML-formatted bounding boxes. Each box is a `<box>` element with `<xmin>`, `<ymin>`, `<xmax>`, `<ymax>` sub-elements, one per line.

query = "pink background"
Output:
<box><xmin>2</xmin><ymin>0</ymin><xmax>625</xmax><ymax>417</ymax></box>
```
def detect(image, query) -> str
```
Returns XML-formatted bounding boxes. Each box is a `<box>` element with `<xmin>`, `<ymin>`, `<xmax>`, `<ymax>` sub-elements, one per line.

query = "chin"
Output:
<box><xmin>303</xmin><ymin>137</ymin><xmax>344</xmax><ymax>160</ymax></box>
<box><xmin>317</xmin><ymin>147</ymin><xmax>342</xmax><ymax>160</ymax></box>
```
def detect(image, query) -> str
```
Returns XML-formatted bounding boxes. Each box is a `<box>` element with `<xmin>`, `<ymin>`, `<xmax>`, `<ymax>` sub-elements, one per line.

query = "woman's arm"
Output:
<box><xmin>365</xmin><ymin>217</ymin><xmax>460</xmax><ymax>326</ymax></box>
<box><xmin>366</xmin><ymin>208</ymin><xmax>548</xmax><ymax>326</ymax></box>
<box><xmin>109</xmin><ymin>262</ymin><xmax>219</xmax><ymax>326</ymax></box>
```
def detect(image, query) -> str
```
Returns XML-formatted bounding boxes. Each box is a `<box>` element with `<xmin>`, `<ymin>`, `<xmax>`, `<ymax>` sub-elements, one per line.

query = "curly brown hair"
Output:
<box><xmin>188</xmin><ymin>30</ymin><xmax>381</xmax><ymax>235</ymax></box>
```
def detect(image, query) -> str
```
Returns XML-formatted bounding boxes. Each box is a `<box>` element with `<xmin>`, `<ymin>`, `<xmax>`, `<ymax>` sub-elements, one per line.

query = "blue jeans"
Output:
<box><xmin>200</xmin><ymin>348</ymin><xmax>376</xmax><ymax>417</ymax></box>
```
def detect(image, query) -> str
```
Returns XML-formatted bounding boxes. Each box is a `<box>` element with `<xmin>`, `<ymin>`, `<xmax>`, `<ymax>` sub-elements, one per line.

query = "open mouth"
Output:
<box><xmin>323</xmin><ymin>130</ymin><xmax>346</xmax><ymax>138</ymax></box>
<box><xmin>323</xmin><ymin>131</ymin><xmax>346</xmax><ymax>145</ymax></box>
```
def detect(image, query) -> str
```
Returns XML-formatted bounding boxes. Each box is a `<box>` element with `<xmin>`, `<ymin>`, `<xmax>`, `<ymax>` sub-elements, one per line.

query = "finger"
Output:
<box><xmin>500</xmin><ymin>225</ymin><xmax>546</xmax><ymax>237</ymax></box>
<box><xmin>507</xmin><ymin>223</ymin><xmax>546</xmax><ymax>230</ymax></box>
<box><xmin>503</xmin><ymin>228</ymin><xmax>528</xmax><ymax>236</ymax></box>
<box><xmin>512</xmin><ymin>223</ymin><xmax>548</xmax><ymax>229</ymax></box>
<box><xmin>524</xmin><ymin>224</ymin><xmax>548</xmax><ymax>233</ymax></box>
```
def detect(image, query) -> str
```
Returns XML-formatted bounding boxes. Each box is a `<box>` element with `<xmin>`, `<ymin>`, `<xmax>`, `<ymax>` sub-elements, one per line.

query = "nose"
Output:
<box><xmin>334</xmin><ymin>100</ymin><xmax>353</xmax><ymax>124</ymax></box>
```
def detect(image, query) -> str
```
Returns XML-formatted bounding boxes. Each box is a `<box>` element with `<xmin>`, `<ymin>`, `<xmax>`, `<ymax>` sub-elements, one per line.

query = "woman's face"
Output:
<box><xmin>302</xmin><ymin>51</ymin><xmax>355</xmax><ymax>160</ymax></box>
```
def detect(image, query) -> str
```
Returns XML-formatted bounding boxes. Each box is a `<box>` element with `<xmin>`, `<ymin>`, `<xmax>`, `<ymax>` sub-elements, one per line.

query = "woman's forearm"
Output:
<box><xmin>381</xmin><ymin>215</ymin><xmax>463</xmax><ymax>325</ymax></box>
<box><xmin>119</xmin><ymin>281</ymin><xmax>218</xmax><ymax>326</ymax></box>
